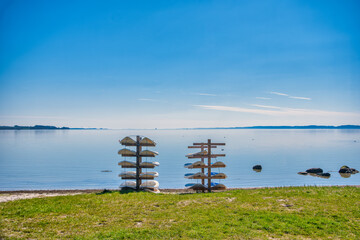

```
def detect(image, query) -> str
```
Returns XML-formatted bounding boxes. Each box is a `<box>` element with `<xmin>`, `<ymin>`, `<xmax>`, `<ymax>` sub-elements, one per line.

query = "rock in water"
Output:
<box><xmin>297</xmin><ymin>172</ymin><xmax>308</xmax><ymax>175</ymax></box>
<box><xmin>317</xmin><ymin>172</ymin><xmax>331</xmax><ymax>178</ymax></box>
<box><xmin>338</xmin><ymin>166</ymin><xmax>359</xmax><ymax>174</ymax></box>
<box><xmin>253</xmin><ymin>165</ymin><xmax>262</xmax><ymax>170</ymax></box>
<box><xmin>306</xmin><ymin>168</ymin><xmax>323</xmax><ymax>174</ymax></box>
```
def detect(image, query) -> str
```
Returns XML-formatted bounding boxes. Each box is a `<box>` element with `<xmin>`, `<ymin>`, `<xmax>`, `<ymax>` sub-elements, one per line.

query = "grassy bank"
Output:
<box><xmin>1</xmin><ymin>186</ymin><xmax>359</xmax><ymax>239</ymax></box>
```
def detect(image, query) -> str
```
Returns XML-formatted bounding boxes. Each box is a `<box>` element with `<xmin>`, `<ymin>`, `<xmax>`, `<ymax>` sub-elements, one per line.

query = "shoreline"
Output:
<box><xmin>1</xmin><ymin>184</ymin><xmax>359</xmax><ymax>194</ymax></box>
<box><xmin>1</xmin><ymin>185</ymin><xmax>359</xmax><ymax>203</ymax></box>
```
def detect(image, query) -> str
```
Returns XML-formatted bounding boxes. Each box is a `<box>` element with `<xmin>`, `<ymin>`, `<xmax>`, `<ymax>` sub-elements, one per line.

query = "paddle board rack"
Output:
<box><xmin>118</xmin><ymin>136</ymin><xmax>159</xmax><ymax>191</ymax></box>
<box><xmin>184</xmin><ymin>139</ymin><xmax>226</xmax><ymax>192</ymax></box>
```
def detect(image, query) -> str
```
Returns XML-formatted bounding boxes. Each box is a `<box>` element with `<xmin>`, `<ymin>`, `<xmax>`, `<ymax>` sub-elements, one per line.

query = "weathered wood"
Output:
<box><xmin>193</xmin><ymin>142</ymin><xmax>225</xmax><ymax>146</ymax></box>
<box><xmin>207</xmin><ymin>139</ymin><xmax>212</xmax><ymax>192</ymax></box>
<box><xmin>188</xmin><ymin>146</ymin><xmax>217</xmax><ymax>149</ymax></box>
<box><xmin>187</xmin><ymin>154</ymin><xmax>226</xmax><ymax>159</ymax></box>
<box><xmin>136</xmin><ymin>136</ymin><xmax>142</xmax><ymax>191</ymax></box>
<box><xmin>201</xmin><ymin>146</ymin><xmax>205</xmax><ymax>186</ymax></box>
<box><xmin>121</xmin><ymin>176</ymin><xmax>155</xmax><ymax>180</ymax></box>
<box><xmin>185</xmin><ymin>139</ymin><xmax>226</xmax><ymax>193</ymax></box>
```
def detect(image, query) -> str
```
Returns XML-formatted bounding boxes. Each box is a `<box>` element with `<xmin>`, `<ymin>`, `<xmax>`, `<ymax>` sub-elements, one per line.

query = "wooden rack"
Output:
<box><xmin>185</xmin><ymin>139</ymin><xmax>226</xmax><ymax>192</ymax></box>
<box><xmin>118</xmin><ymin>136</ymin><xmax>159</xmax><ymax>191</ymax></box>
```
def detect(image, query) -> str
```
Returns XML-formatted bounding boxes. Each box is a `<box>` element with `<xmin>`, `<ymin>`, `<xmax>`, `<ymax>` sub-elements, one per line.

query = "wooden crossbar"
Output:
<box><xmin>187</xmin><ymin>154</ymin><xmax>226</xmax><ymax>159</ymax></box>
<box><xmin>188</xmin><ymin>146</ymin><xmax>217</xmax><ymax>149</ymax></box>
<box><xmin>193</xmin><ymin>143</ymin><xmax>225</xmax><ymax>146</ymax></box>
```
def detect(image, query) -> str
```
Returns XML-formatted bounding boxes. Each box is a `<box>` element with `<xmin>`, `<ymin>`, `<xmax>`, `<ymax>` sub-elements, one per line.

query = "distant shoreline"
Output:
<box><xmin>0</xmin><ymin>125</ymin><xmax>359</xmax><ymax>130</ymax></box>
<box><xmin>0</xmin><ymin>125</ymin><xmax>106</xmax><ymax>130</ymax></box>
<box><xmin>181</xmin><ymin>125</ymin><xmax>360</xmax><ymax>130</ymax></box>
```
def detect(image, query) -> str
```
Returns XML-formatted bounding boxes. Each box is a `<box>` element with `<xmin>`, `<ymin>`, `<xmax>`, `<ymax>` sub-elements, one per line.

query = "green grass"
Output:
<box><xmin>1</xmin><ymin>186</ymin><xmax>359</xmax><ymax>239</ymax></box>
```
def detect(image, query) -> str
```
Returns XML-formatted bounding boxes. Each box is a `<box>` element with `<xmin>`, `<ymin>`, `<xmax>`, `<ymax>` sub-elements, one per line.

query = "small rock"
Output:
<box><xmin>306</xmin><ymin>168</ymin><xmax>323</xmax><ymax>174</ymax></box>
<box><xmin>252</xmin><ymin>165</ymin><xmax>262</xmax><ymax>172</ymax></box>
<box><xmin>297</xmin><ymin>172</ymin><xmax>308</xmax><ymax>175</ymax></box>
<box><xmin>338</xmin><ymin>166</ymin><xmax>359</xmax><ymax>174</ymax></box>
<box><xmin>253</xmin><ymin>165</ymin><xmax>262</xmax><ymax>170</ymax></box>
<box><xmin>317</xmin><ymin>172</ymin><xmax>331</xmax><ymax>178</ymax></box>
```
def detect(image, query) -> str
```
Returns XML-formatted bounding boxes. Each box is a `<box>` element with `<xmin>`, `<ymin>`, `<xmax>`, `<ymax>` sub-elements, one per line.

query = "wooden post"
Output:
<box><xmin>201</xmin><ymin>145</ymin><xmax>205</xmax><ymax>186</ymax></box>
<box><xmin>136</xmin><ymin>135</ymin><xmax>142</xmax><ymax>191</ymax></box>
<box><xmin>207</xmin><ymin>139</ymin><xmax>212</xmax><ymax>193</ymax></box>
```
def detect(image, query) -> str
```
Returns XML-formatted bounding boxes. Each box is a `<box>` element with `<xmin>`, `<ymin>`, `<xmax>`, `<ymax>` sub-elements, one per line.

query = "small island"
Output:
<box><xmin>0</xmin><ymin>125</ymin><xmax>103</xmax><ymax>130</ymax></box>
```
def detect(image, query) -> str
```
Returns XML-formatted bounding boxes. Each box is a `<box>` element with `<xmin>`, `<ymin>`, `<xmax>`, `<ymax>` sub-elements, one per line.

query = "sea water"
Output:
<box><xmin>0</xmin><ymin>129</ymin><xmax>359</xmax><ymax>190</ymax></box>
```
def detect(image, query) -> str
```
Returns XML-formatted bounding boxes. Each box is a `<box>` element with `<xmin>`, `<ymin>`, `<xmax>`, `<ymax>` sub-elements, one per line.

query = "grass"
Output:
<box><xmin>1</xmin><ymin>186</ymin><xmax>360</xmax><ymax>239</ymax></box>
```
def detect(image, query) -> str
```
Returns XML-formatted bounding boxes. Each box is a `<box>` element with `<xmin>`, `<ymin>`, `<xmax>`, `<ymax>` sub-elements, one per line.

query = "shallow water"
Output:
<box><xmin>0</xmin><ymin>129</ymin><xmax>359</xmax><ymax>190</ymax></box>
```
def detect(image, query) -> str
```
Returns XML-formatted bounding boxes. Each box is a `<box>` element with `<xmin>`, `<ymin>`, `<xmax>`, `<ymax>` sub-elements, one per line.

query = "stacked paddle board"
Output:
<box><xmin>118</xmin><ymin>136</ymin><xmax>159</xmax><ymax>192</ymax></box>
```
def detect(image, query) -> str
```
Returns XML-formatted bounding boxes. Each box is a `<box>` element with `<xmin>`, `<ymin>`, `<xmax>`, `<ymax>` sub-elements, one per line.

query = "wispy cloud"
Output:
<box><xmin>195</xmin><ymin>105</ymin><xmax>277</xmax><ymax>115</ymax></box>
<box><xmin>256</xmin><ymin>97</ymin><xmax>271</xmax><ymax>100</ymax></box>
<box><xmin>137</xmin><ymin>98</ymin><xmax>157</xmax><ymax>101</ymax></box>
<box><xmin>194</xmin><ymin>104</ymin><xmax>358</xmax><ymax>117</ymax></box>
<box><xmin>270</xmin><ymin>91</ymin><xmax>289</xmax><ymax>97</ymax></box>
<box><xmin>289</xmin><ymin>96</ymin><xmax>311</xmax><ymax>100</ymax></box>
<box><xmin>270</xmin><ymin>91</ymin><xmax>311</xmax><ymax>101</ymax></box>
<box><xmin>196</xmin><ymin>93</ymin><xmax>217</xmax><ymax>96</ymax></box>
<box><xmin>251</xmin><ymin>104</ymin><xmax>282</xmax><ymax>109</ymax></box>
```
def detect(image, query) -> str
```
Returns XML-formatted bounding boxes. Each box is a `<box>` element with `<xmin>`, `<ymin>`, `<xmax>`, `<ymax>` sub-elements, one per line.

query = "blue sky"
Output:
<box><xmin>0</xmin><ymin>0</ymin><xmax>359</xmax><ymax>128</ymax></box>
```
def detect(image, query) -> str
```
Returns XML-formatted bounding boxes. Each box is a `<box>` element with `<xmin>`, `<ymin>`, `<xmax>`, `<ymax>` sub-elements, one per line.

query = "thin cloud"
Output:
<box><xmin>194</xmin><ymin>105</ymin><xmax>359</xmax><ymax>117</ymax></box>
<box><xmin>270</xmin><ymin>91</ymin><xmax>311</xmax><ymax>101</ymax></box>
<box><xmin>270</xmin><ymin>91</ymin><xmax>289</xmax><ymax>97</ymax></box>
<box><xmin>289</xmin><ymin>96</ymin><xmax>311</xmax><ymax>100</ymax></box>
<box><xmin>256</xmin><ymin>97</ymin><xmax>271</xmax><ymax>100</ymax></box>
<box><xmin>196</xmin><ymin>93</ymin><xmax>217</xmax><ymax>96</ymax></box>
<box><xmin>195</xmin><ymin>105</ymin><xmax>278</xmax><ymax>115</ymax></box>
<box><xmin>251</xmin><ymin>104</ymin><xmax>282</xmax><ymax>109</ymax></box>
<box><xmin>137</xmin><ymin>98</ymin><xmax>157</xmax><ymax>101</ymax></box>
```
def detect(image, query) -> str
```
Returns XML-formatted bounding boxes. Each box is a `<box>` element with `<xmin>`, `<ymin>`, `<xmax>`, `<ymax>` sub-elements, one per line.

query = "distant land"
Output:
<box><xmin>180</xmin><ymin>125</ymin><xmax>360</xmax><ymax>130</ymax></box>
<box><xmin>1</xmin><ymin>125</ymin><xmax>360</xmax><ymax>130</ymax></box>
<box><xmin>0</xmin><ymin>125</ymin><xmax>105</xmax><ymax>130</ymax></box>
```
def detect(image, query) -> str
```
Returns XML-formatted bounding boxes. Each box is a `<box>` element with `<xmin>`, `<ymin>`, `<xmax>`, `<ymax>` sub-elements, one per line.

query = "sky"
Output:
<box><xmin>0</xmin><ymin>0</ymin><xmax>359</xmax><ymax>128</ymax></box>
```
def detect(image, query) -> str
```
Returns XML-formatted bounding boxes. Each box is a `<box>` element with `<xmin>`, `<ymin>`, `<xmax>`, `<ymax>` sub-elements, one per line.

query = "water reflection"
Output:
<box><xmin>339</xmin><ymin>173</ymin><xmax>351</xmax><ymax>178</ymax></box>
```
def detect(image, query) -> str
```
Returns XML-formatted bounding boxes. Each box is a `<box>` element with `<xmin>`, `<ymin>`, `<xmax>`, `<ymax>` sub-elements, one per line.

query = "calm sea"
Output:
<box><xmin>0</xmin><ymin>129</ymin><xmax>359</xmax><ymax>190</ymax></box>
